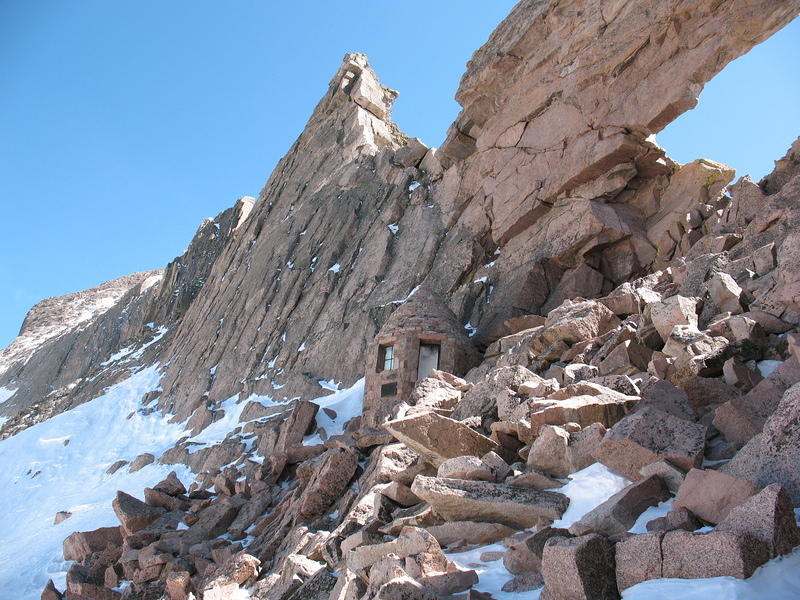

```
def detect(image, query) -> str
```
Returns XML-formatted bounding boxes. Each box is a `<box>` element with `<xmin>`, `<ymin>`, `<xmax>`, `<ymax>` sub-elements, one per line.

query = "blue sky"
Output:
<box><xmin>0</xmin><ymin>3</ymin><xmax>797</xmax><ymax>349</ymax></box>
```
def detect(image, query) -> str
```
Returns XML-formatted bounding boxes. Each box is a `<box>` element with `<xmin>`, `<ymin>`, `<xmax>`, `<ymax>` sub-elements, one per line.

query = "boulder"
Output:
<box><xmin>662</xmin><ymin>325</ymin><xmax>729</xmax><ymax>376</ymax></box>
<box><xmin>615</xmin><ymin>532</ymin><xmax>664</xmax><ymax>590</ymax></box>
<box><xmin>673</xmin><ymin>468</ymin><xmax>760</xmax><ymax>525</ymax></box>
<box><xmin>638</xmin><ymin>379</ymin><xmax>694</xmax><ymax>421</ymax></box>
<box><xmin>507</xmin><ymin>469</ymin><xmax>566</xmax><ymax>490</ymax></box>
<box><xmin>41</xmin><ymin>580</ymin><xmax>63</xmax><ymax>600</ymax></box>
<box><xmin>410</xmin><ymin>377</ymin><xmax>462</xmax><ymax>412</ymax></box>
<box><xmin>541</xmin><ymin>300</ymin><xmax>621</xmax><ymax>347</ymax></box>
<box><xmin>183</xmin><ymin>496</ymin><xmax>247</xmax><ymax>543</ymax></box>
<box><xmin>144</xmin><ymin>487</ymin><xmax>189</xmax><ymax>512</ymax></box>
<box><xmin>377</xmin><ymin>482</ymin><xmax>421</xmax><ymax>507</ymax></box>
<box><xmin>569</xmin><ymin>475</ymin><xmax>670</xmax><ymax>537</ymax></box>
<box><xmin>527</xmin><ymin>423</ymin><xmax>606</xmax><ymax>479</ymax></box>
<box><xmin>411</xmin><ymin>475</ymin><xmax>569</xmax><ymax>529</ymax></box>
<box><xmin>645</xmin><ymin>507</ymin><xmax>702</xmax><ymax>533</ymax></box>
<box><xmin>112</xmin><ymin>491</ymin><xmax>166</xmax><ymax>535</ymax></box>
<box><xmin>540</xmin><ymin>534</ymin><xmax>619</xmax><ymax>600</ymax></box>
<box><xmin>531</xmin><ymin>388</ymin><xmax>638</xmax><ymax>430</ymax></box>
<box><xmin>661</xmin><ymin>530</ymin><xmax>769</xmax><ymax>579</ymax></box>
<box><xmin>437</xmin><ymin>455</ymin><xmax>494</xmax><ymax>481</ymax></box>
<box><xmin>709</xmin><ymin>272</ymin><xmax>743</xmax><ymax>314</ymax></box>
<box><xmin>593</xmin><ymin>407</ymin><xmax>706</xmax><ymax>479</ymax></box>
<box><xmin>714</xmin><ymin>356</ymin><xmax>800</xmax><ymax>446</ymax></box>
<box><xmin>503</xmin><ymin>527</ymin><xmax>572</xmax><ymax>575</ymax></box>
<box><xmin>383</xmin><ymin>412</ymin><xmax>498</xmax><ymax>468</ymax></box>
<box><xmin>721</xmin><ymin>383</ymin><xmax>800</xmax><ymax>502</ymax></box>
<box><xmin>452</xmin><ymin>365</ymin><xmax>535</xmax><ymax>421</ymax></box>
<box><xmin>128</xmin><ymin>453</ymin><xmax>155</xmax><ymax>473</ymax></box>
<box><xmin>649</xmin><ymin>295</ymin><xmax>699</xmax><ymax>342</ymax></box>
<box><xmin>346</xmin><ymin>526</ymin><xmax>444</xmax><ymax>571</ymax></box>
<box><xmin>597</xmin><ymin>340</ymin><xmax>652</xmax><ymax>376</ymax></box>
<box><xmin>63</xmin><ymin>526</ymin><xmax>123</xmax><ymax>562</ymax></box>
<box><xmin>638</xmin><ymin>460</ymin><xmax>685</xmax><ymax>494</ymax></box>
<box><xmin>716</xmin><ymin>483</ymin><xmax>800</xmax><ymax>558</ymax></box>
<box><xmin>676</xmin><ymin>376</ymin><xmax>740</xmax><ymax>418</ymax></box>
<box><xmin>296</xmin><ymin>448</ymin><xmax>359</xmax><ymax>520</ymax></box>
<box><xmin>153</xmin><ymin>471</ymin><xmax>187</xmax><ymax>496</ymax></box>
<box><xmin>722</xmin><ymin>358</ymin><xmax>763</xmax><ymax>391</ymax></box>
<box><xmin>426</xmin><ymin>521</ymin><xmax>515</xmax><ymax>547</ymax></box>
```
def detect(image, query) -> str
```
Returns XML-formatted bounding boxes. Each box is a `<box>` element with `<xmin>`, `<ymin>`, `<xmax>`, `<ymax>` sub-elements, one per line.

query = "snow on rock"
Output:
<box><xmin>623</xmin><ymin>547</ymin><xmax>800</xmax><ymax>599</ymax></box>
<box><xmin>304</xmin><ymin>378</ymin><xmax>364</xmax><ymax>445</ymax></box>
<box><xmin>0</xmin><ymin>273</ymin><xmax>154</xmax><ymax>379</ymax></box>
<box><xmin>629</xmin><ymin>498</ymin><xmax>673</xmax><ymax>534</ymax></box>
<box><xmin>551</xmin><ymin>463</ymin><xmax>630</xmax><ymax>528</ymax></box>
<box><xmin>757</xmin><ymin>359</ymin><xmax>783</xmax><ymax>377</ymax></box>
<box><xmin>0</xmin><ymin>364</ymin><xmax>193</xmax><ymax>599</ymax></box>
<box><xmin>448</xmin><ymin>542</ymin><xmax>538</xmax><ymax>600</ymax></box>
<box><xmin>184</xmin><ymin>394</ymin><xmax>251</xmax><ymax>450</ymax></box>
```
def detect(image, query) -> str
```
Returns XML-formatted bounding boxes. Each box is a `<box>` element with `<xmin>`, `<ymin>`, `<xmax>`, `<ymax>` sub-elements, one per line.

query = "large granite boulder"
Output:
<box><xmin>411</xmin><ymin>475</ymin><xmax>569</xmax><ymax>529</ymax></box>
<box><xmin>593</xmin><ymin>407</ymin><xmax>706</xmax><ymax>479</ymax></box>
<box><xmin>383</xmin><ymin>412</ymin><xmax>498</xmax><ymax>468</ymax></box>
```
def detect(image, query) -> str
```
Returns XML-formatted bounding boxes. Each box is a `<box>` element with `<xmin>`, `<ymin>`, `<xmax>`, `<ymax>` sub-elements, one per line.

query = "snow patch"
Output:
<box><xmin>387</xmin><ymin>223</ymin><xmax>400</xmax><ymax>234</ymax></box>
<box><xmin>184</xmin><ymin>395</ymin><xmax>248</xmax><ymax>449</ymax></box>
<box><xmin>551</xmin><ymin>463</ymin><xmax>630</xmax><ymax>528</ymax></box>
<box><xmin>447</xmin><ymin>542</ymin><xmax>536</xmax><ymax>599</ymax></box>
<box><xmin>0</xmin><ymin>386</ymin><xmax>17</xmax><ymax>405</ymax></box>
<box><xmin>0</xmin><ymin>365</ymin><xmax>193</xmax><ymax>598</ymax></box>
<box><xmin>757</xmin><ymin>359</ymin><xmax>783</xmax><ymax>377</ymax></box>
<box><xmin>328</xmin><ymin>263</ymin><xmax>341</xmax><ymax>273</ymax></box>
<box><xmin>303</xmin><ymin>378</ymin><xmax>364</xmax><ymax>445</ymax></box>
<box><xmin>623</xmin><ymin>546</ymin><xmax>800</xmax><ymax>600</ymax></box>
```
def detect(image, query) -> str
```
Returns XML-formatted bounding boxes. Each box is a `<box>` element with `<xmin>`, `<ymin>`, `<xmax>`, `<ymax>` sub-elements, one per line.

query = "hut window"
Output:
<box><xmin>380</xmin><ymin>382</ymin><xmax>397</xmax><ymax>397</ymax></box>
<box><xmin>417</xmin><ymin>343</ymin><xmax>440</xmax><ymax>380</ymax></box>
<box><xmin>378</xmin><ymin>344</ymin><xmax>395</xmax><ymax>371</ymax></box>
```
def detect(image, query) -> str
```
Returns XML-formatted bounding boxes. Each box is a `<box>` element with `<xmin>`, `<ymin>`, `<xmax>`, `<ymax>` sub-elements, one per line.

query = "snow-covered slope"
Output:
<box><xmin>0</xmin><ymin>365</ymin><xmax>190</xmax><ymax>598</ymax></box>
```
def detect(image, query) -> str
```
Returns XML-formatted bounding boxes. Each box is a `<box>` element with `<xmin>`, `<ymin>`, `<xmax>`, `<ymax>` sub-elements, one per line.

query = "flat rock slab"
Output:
<box><xmin>411</xmin><ymin>475</ymin><xmax>569</xmax><ymax>529</ymax></box>
<box><xmin>426</xmin><ymin>521</ymin><xmax>515</xmax><ymax>547</ymax></box>
<box><xmin>384</xmin><ymin>412</ymin><xmax>498</xmax><ymax>467</ymax></box>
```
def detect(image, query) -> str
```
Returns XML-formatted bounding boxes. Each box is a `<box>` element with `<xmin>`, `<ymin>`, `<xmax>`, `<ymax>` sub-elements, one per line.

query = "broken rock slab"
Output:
<box><xmin>383</xmin><ymin>412</ymin><xmax>498</xmax><ymax>468</ymax></box>
<box><xmin>411</xmin><ymin>475</ymin><xmax>569</xmax><ymax>529</ymax></box>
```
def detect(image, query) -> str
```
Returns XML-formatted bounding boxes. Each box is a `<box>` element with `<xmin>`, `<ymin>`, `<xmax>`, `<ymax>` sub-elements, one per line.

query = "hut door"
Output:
<box><xmin>417</xmin><ymin>343</ymin><xmax>440</xmax><ymax>380</ymax></box>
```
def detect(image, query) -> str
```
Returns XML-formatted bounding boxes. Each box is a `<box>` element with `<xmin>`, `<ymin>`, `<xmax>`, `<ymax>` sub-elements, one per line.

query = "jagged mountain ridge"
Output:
<box><xmin>2</xmin><ymin>0</ymin><xmax>797</xmax><ymax>437</ymax></box>
<box><xmin>1</xmin><ymin>1</ymin><xmax>800</xmax><ymax>599</ymax></box>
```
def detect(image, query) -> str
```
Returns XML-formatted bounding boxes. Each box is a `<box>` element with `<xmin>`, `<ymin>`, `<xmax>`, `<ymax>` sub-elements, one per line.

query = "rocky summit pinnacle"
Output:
<box><xmin>1</xmin><ymin>1</ymin><xmax>800</xmax><ymax>599</ymax></box>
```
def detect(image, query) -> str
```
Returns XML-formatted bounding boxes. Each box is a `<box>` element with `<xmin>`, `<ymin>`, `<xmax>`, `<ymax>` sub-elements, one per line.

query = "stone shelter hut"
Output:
<box><xmin>362</xmin><ymin>287</ymin><xmax>480</xmax><ymax>428</ymax></box>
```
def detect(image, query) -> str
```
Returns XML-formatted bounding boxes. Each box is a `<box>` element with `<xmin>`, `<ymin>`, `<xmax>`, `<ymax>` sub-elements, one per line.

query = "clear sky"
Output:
<box><xmin>0</xmin><ymin>2</ymin><xmax>797</xmax><ymax>349</ymax></box>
